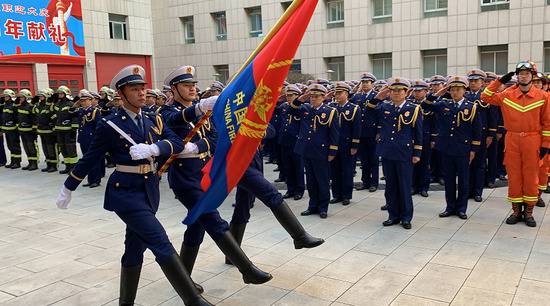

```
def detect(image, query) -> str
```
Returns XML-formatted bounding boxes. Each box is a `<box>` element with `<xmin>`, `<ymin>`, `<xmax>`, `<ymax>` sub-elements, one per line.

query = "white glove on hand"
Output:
<box><xmin>196</xmin><ymin>96</ymin><xmax>218</xmax><ymax>114</ymax></box>
<box><xmin>129</xmin><ymin>143</ymin><xmax>160</xmax><ymax>160</ymax></box>
<box><xmin>183</xmin><ymin>142</ymin><xmax>199</xmax><ymax>154</ymax></box>
<box><xmin>56</xmin><ymin>186</ymin><xmax>72</xmax><ymax>209</ymax></box>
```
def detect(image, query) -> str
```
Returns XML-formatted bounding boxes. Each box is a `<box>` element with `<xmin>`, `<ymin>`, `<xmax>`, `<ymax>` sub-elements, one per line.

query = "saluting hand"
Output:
<box><xmin>375</xmin><ymin>87</ymin><xmax>390</xmax><ymax>100</ymax></box>
<box><xmin>435</xmin><ymin>85</ymin><xmax>450</xmax><ymax>97</ymax></box>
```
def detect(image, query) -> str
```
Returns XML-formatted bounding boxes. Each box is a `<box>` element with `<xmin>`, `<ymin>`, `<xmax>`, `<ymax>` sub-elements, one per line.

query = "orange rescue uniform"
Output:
<box><xmin>481</xmin><ymin>81</ymin><xmax>550</xmax><ymax>206</ymax></box>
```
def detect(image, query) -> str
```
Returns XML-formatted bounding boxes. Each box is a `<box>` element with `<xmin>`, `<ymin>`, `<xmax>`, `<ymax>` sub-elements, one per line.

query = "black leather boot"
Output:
<box><xmin>225</xmin><ymin>223</ymin><xmax>247</xmax><ymax>265</ymax></box>
<box><xmin>119</xmin><ymin>264</ymin><xmax>142</xmax><ymax>306</ymax></box>
<box><xmin>215</xmin><ymin>231</ymin><xmax>272</xmax><ymax>284</ymax></box>
<box><xmin>159</xmin><ymin>254</ymin><xmax>213</xmax><ymax>306</ymax></box>
<box><xmin>26</xmin><ymin>161</ymin><xmax>38</xmax><ymax>171</ymax></box>
<box><xmin>179</xmin><ymin>244</ymin><xmax>204</xmax><ymax>294</ymax></box>
<box><xmin>271</xmin><ymin>201</ymin><xmax>324</xmax><ymax>249</ymax></box>
<box><xmin>506</xmin><ymin>203</ymin><xmax>521</xmax><ymax>225</ymax></box>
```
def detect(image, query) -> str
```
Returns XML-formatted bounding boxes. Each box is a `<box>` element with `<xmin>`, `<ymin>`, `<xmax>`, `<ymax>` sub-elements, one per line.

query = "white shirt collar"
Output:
<box><xmin>123</xmin><ymin>106</ymin><xmax>142</xmax><ymax>119</ymax></box>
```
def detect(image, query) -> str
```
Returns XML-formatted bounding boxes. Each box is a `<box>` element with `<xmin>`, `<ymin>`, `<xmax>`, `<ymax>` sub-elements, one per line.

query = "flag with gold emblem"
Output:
<box><xmin>183</xmin><ymin>0</ymin><xmax>318</xmax><ymax>224</ymax></box>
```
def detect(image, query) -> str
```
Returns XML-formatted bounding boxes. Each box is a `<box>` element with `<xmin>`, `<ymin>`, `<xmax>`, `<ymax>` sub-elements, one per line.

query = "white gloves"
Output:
<box><xmin>129</xmin><ymin>143</ymin><xmax>160</xmax><ymax>160</ymax></box>
<box><xmin>196</xmin><ymin>96</ymin><xmax>218</xmax><ymax>114</ymax></box>
<box><xmin>183</xmin><ymin>143</ymin><xmax>199</xmax><ymax>154</ymax></box>
<box><xmin>56</xmin><ymin>186</ymin><xmax>72</xmax><ymax>209</ymax></box>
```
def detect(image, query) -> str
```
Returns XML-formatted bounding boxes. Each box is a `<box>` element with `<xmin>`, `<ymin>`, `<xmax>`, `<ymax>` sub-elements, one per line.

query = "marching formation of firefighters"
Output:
<box><xmin>0</xmin><ymin>60</ymin><xmax>548</xmax><ymax>305</ymax></box>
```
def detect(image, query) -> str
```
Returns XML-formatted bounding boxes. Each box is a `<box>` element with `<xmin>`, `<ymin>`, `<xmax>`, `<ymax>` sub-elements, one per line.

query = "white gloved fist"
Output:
<box><xmin>56</xmin><ymin>186</ymin><xmax>72</xmax><ymax>209</ymax></box>
<box><xmin>129</xmin><ymin>143</ymin><xmax>160</xmax><ymax>160</ymax></box>
<box><xmin>196</xmin><ymin>96</ymin><xmax>218</xmax><ymax>114</ymax></box>
<box><xmin>183</xmin><ymin>142</ymin><xmax>199</xmax><ymax>154</ymax></box>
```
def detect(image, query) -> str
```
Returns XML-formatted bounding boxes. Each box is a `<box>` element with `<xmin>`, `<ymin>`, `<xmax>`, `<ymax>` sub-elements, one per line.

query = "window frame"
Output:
<box><xmin>246</xmin><ymin>7</ymin><xmax>263</xmax><ymax>38</ymax></box>
<box><xmin>326</xmin><ymin>0</ymin><xmax>345</xmax><ymax>27</ymax></box>
<box><xmin>181</xmin><ymin>16</ymin><xmax>195</xmax><ymax>44</ymax></box>
<box><xmin>372</xmin><ymin>0</ymin><xmax>392</xmax><ymax>19</ymax></box>
<box><xmin>422</xmin><ymin>49</ymin><xmax>448</xmax><ymax>78</ymax></box>
<box><xmin>108</xmin><ymin>14</ymin><xmax>128</xmax><ymax>40</ymax></box>
<box><xmin>212</xmin><ymin>11</ymin><xmax>227</xmax><ymax>41</ymax></box>
<box><xmin>424</xmin><ymin>0</ymin><xmax>448</xmax><ymax>13</ymax></box>
<box><xmin>479</xmin><ymin>45</ymin><xmax>509</xmax><ymax>75</ymax></box>
<box><xmin>325</xmin><ymin>56</ymin><xmax>345</xmax><ymax>81</ymax></box>
<box><xmin>371</xmin><ymin>53</ymin><xmax>392</xmax><ymax>80</ymax></box>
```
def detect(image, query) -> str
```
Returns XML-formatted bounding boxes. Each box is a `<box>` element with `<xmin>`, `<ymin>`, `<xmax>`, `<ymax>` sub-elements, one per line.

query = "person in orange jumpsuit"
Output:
<box><xmin>481</xmin><ymin>61</ymin><xmax>550</xmax><ymax>227</ymax></box>
<box><xmin>532</xmin><ymin>72</ymin><xmax>549</xmax><ymax>207</ymax></box>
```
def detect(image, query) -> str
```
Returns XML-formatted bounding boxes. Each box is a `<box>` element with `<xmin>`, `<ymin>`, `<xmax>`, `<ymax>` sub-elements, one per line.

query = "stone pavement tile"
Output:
<box><xmin>243</xmin><ymin>227</ymin><xmax>290</xmax><ymax>250</ymax></box>
<box><xmin>336</xmin><ymin>216</ymin><xmax>382</xmax><ymax>239</ymax></box>
<box><xmin>403</xmin><ymin>263</ymin><xmax>470</xmax><ymax>303</ymax></box>
<box><xmin>465</xmin><ymin>257</ymin><xmax>524</xmax><ymax>294</ymax></box>
<box><xmin>3</xmin><ymin>281</ymin><xmax>84</xmax><ymax>306</ymax></box>
<box><xmin>0</xmin><ymin>245</ymin><xmax>46</xmax><ymax>270</ymax></box>
<box><xmin>328</xmin><ymin>205</ymin><xmax>372</xmax><ymax>226</ymax></box>
<box><xmin>295</xmin><ymin>275</ymin><xmax>352</xmax><ymax>302</ymax></box>
<box><xmin>403</xmin><ymin>226</ymin><xmax>457</xmax><ymax>250</ymax></box>
<box><xmin>337</xmin><ymin>269</ymin><xmax>413</xmax><ymax>306</ymax></box>
<box><xmin>201</xmin><ymin>275</ymin><xmax>248</xmax><ymax>300</ymax></box>
<box><xmin>523</xmin><ymin>251</ymin><xmax>550</xmax><ymax>282</ymax></box>
<box><xmin>451</xmin><ymin>286</ymin><xmax>513</xmax><ymax>306</ymax></box>
<box><xmin>513</xmin><ymin>278</ymin><xmax>550</xmax><ymax>305</ymax></box>
<box><xmin>317</xmin><ymin>250</ymin><xmax>385</xmax><ymax>283</ymax></box>
<box><xmin>134</xmin><ymin>278</ymin><xmax>180</xmax><ymax>306</ymax></box>
<box><xmin>0</xmin><ymin>267</ymin><xmax>33</xmax><ymax>286</ymax></box>
<box><xmin>16</xmin><ymin>244</ymin><xmax>104</xmax><ymax>273</ymax></box>
<box><xmin>483</xmin><ymin>237</ymin><xmax>533</xmax><ymax>263</ymax></box>
<box><xmin>303</xmin><ymin>234</ymin><xmax>363</xmax><ymax>261</ymax></box>
<box><xmin>63</xmin><ymin>261</ymin><xmax>119</xmax><ymax>288</ymax></box>
<box><xmin>354</xmin><ymin>229</ymin><xmax>413</xmax><ymax>255</ymax></box>
<box><xmin>273</xmin><ymin>291</ymin><xmax>331</xmax><ymax>306</ymax></box>
<box><xmin>0</xmin><ymin>291</ymin><xmax>14</xmax><ymax>303</ymax></box>
<box><xmin>532</xmin><ymin>234</ymin><xmax>550</xmax><ymax>255</ymax></box>
<box><xmin>493</xmin><ymin>223</ymin><xmax>538</xmax><ymax>240</ymax></box>
<box><xmin>268</xmin><ymin>255</ymin><xmax>332</xmax><ymax>290</ymax></box>
<box><xmin>430</xmin><ymin>241</ymin><xmax>486</xmax><ymax>269</ymax></box>
<box><xmin>390</xmin><ymin>294</ymin><xmax>448</xmax><ymax>306</ymax></box>
<box><xmin>251</xmin><ymin>241</ymin><xmax>307</xmax><ymax>268</ymax></box>
<box><xmin>194</xmin><ymin>252</ymin><xmax>233</xmax><ymax>275</ymax></box>
<box><xmin>0</xmin><ymin>260</ymin><xmax>93</xmax><ymax>296</ymax></box>
<box><xmin>46</xmin><ymin>227</ymin><xmax>111</xmax><ymax>243</ymax></box>
<box><xmin>450</xmin><ymin>222</ymin><xmax>499</xmax><ymax>245</ymax></box>
<box><xmin>85</xmin><ymin>234</ymin><xmax>124</xmax><ymax>249</ymax></box>
<box><xmin>468</xmin><ymin>207</ymin><xmax>510</xmax><ymax>225</ymax></box>
<box><xmin>424</xmin><ymin>216</ymin><xmax>467</xmax><ymax>231</ymax></box>
<box><xmin>304</xmin><ymin>220</ymin><xmax>348</xmax><ymax>238</ymax></box>
<box><xmin>76</xmin><ymin>245</ymin><xmax>125</xmax><ymax>267</ymax></box>
<box><xmin>158</xmin><ymin>294</ymin><xmax>222</xmax><ymax>306</ymax></box>
<box><xmin>217</xmin><ymin>284</ymin><xmax>288</xmax><ymax>306</ymax></box>
<box><xmin>378</xmin><ymin>246</ymin><xmax>437</xmax><ymax>276</ymax></box>
<box><xmin>51</xmin><ymin>277</ymin><xmax>122</xmax><ymax>306</ymax></box>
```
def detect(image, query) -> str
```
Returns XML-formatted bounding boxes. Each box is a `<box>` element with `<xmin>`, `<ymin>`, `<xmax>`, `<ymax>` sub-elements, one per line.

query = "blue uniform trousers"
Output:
<box><xmin>231</xmin><ymin>152</ymin><xmax>283</xmax><ymax>224</ymax></box>
<box><xmin>442</xmin><ymin>154</ymin><xmax>470</xmax><ymax>214</ymax></box>
<box><xmin>469</xmin><ymin>136</ymin><xmax>487</xmax><ymax>197</ymax></box>
<box><xmin>330</xmin><ymin>150</ymin><xmax>355</xmax><ymax>200</ymax></box>
<box><xmin>281</xmin><ymin>144</ymin><xmax>305</xmax><ymax>196</ymax></box>
<box><xmin>382</xmin><ymin>158</ymin><xmax>414</xmax><ymax>222</ymax></box>
<box><xmin>412</xmin><ymin>136</ymin><xmax>432</xmax><ymax>193</ymax></box>
<box><xmin>304</xmin><ymin>157</ymin><xmax>330</xmax><ymax>213</ymax></box>
<box><xmin>116</xmin><ymin>209</ymin><xmax>176</xmax><ymax>267</ymax></box>
<box><xmin>359</xmin><ymin>137</ymin><xmax>379</xmax><ymax>188</ymax></box>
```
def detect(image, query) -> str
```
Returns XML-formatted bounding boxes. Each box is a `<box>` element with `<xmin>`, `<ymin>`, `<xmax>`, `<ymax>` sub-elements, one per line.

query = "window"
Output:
<box><xmin>109</xmin><ymin>14</ymin><xmax>128</xmax><ymax>40</ymax></box>
<box><xmin>480</xmin><ymin>0</ymin><xmax>509</xmax><ymax>11</ymax></box>
<box><xmin>281</xmin><ymin>1</ymin><xmax>293</xmax><ymax>10</ymax></box>
<box><xmin>214</xmin><ymin>65</ymin><xmax>229</xmax><ymax>85</ymax></box>
<box><xmin>325</xmin><ymin>57</ymin><xmax>345</xmax><ymax>81</ymax></box>
<box><xmin>371</xmin><ymin>53</ymin><xmax>392</xmax><ymax>80</ymax></box>
<box><xmin>544</xmin><ymin>42</ymin><xmax>550</xmax><ymax>73</ymax></box>
<box><xmin>211</xmin><ymin>12</ymin><xmax>227</xmax><ymax>41</ymax></box>
<box><xmin>246</xmin><ymin>7</ymin><xmax>263</xmax><ymax>37</ymax></box>
<box><xmin>181</xmin><ymin>16</ymin><xmax>195</xmax><ymax>44</ymax></box>
<box><xmin>290</xmin><ymin>59</ymin><xmax>302</xmax><ymax>73</ymax></box>
<box><xmin>326</xmin><ymin>0</ymin><xmax>344</xmax><ymax>28</ymax></box>
<box><xmin>422</xmin><ymin>49</ymin><xmax>447</xmax><ymax>78</ymax></box>
<box><xmin>424</xmin><ymin>0</ymin><xmax>447</xmax><ymax>17</ymax></box>
<box><xmin>480</xmin><ymin>45</ymin><xmax>508</xmax><ymax>75</ymax></box>
<box><xmin>373</xmin><ymin>0</ymin><xmax>392</xmax><ymax>22</ymax></box>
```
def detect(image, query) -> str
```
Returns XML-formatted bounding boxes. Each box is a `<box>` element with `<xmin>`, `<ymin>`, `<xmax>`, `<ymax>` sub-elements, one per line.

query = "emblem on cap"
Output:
<box><xmin>133</xmin><ymin>67</ymin><xmax>140</xmax><ymax>75</ymax></box>
<box><xmin>186</xmin><ymin>67</ymin><xmax>193</xmax><ymax>74</ymax></box>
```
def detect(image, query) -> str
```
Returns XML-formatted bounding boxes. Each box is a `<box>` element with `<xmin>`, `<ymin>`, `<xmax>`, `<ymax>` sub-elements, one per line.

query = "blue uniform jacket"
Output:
<box><xmin>329</xmin><ymin>101</ymin><xmax>362</xmax><ymax>151</ymax></box>
<box><xmin>351</xmin><ymin>90</ymin><xmax>378</xmax><ymax>138</ymax></box>
<box><xmin>277</xmin><ymin>100</ymin><xmax>302</xmax><ymax>148</ymax></box>
<box><xmin>465</xmin><ymin>89</ymin><xmax>498</xmax><ymax>138</ymax></box>
<box><xmin>373</xmin><ymin>99</ymin><xmax>423</xmax><ymax>161</ymax></box>
<box><xmin>424</xmin><ymin>94</ymin><xmax>482</xmax><ymax>157</ymax></box>
<box><xmin>77</xmin><ymin>107</ymin><xmax>101</xmax><ymax>147</ymax></box>
<box><xmin>64</xmin><ymin>109</ymin><xmax>183</xmax><ymax>213</ymax></box>
<box><xmin>290</xmin><ymin>100</ymin><xmax>340</xmax><ymax>160</ymax></box>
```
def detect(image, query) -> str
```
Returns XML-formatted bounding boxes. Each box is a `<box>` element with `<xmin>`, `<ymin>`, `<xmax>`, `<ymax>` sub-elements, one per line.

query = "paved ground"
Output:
<box><xmin>1</xmin><ymin>160</ymin><xmax>550</xmax><ymax>306</ymax></box>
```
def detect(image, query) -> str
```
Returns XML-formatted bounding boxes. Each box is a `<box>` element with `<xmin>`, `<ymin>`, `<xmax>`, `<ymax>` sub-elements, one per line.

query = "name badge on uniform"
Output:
<box><xmin>443</xmin><ymin>108</ymin><xmax>450</xmax><ymax>112</ymax></box>
<box><xmin>384</xmin><ymin>111</ymin><xmax>390</xmax><ymax>114</ymax></box>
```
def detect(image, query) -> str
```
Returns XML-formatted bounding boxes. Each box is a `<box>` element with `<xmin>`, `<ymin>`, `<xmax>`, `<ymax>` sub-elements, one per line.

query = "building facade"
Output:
<box><xmin>3</xmin><ymin>0</ymin><xmax>550</xmax><ymax>93</ymax></box>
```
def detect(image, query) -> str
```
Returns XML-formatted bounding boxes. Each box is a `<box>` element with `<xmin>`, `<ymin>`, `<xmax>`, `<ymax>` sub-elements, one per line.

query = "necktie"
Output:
<box><xmin>135</xmin><ymin>114</ymin><xmax>143</xmax><ymax>134</ymax></box>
